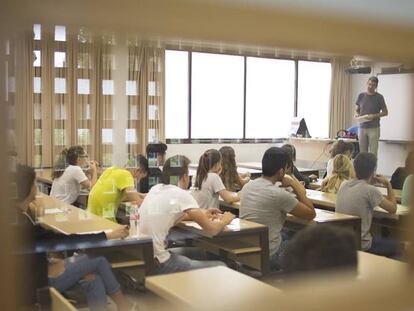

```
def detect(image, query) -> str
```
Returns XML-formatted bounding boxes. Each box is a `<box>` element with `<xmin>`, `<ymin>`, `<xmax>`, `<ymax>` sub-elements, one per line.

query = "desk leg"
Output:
<box><xmin>143</xmin><ymin>243</ymin><xmax>155</xmax><ymax>276</ymax></box>
<box><xmin>259</xmin><ymin>230</ymin><xmax>270</xmax><ymax>275</ymax></box>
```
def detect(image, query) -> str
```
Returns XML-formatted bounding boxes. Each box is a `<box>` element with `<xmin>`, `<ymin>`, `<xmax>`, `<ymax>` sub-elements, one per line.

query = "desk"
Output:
<box><xmin>145</xmin><ymin>266</ymin><xmax>281</xmax><ymax>310</ymax></box>
<box><xmin>309</xmin><ymin>179</ymin><xmax>403</xmax><ymax>203</ymax></box>
<box><xmin>220</xmin><ymin>200</ymin><xmax>361</xmax><ymax>249</ymax></box>
<box><xmin>36</xmin><ymin>168</ymin><xmax>53</xmax><ymax>194</ymax></box>
<box><xmin>37</xmin><ymin>194</ymin><xmax>154</xmax><ymax>275</ymax></box>
<box><xmin>237</xmin><ymin>162</ymin><xmax>318</xmax><ymax>177</ymax></box>
<box><xmin>357</xmin><ymin>251</ymin><xmax>407</xmax><ymax>280</ymax></box>
<box><xmin>174</xmin><ymin>218</ymin><xmax>270</xmax><ymax>275</ymax></box>
<box><xmin>188</xmin><ymin>163</ymin><xmax>261</xmax><ymax>178</ymax></box>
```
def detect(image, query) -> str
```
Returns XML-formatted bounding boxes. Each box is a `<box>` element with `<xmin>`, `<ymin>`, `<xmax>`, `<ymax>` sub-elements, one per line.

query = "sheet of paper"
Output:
<box><xmin>44</xmin><ymin>208</ymin><xmax>63</xmax><ymax>215</ymax></box>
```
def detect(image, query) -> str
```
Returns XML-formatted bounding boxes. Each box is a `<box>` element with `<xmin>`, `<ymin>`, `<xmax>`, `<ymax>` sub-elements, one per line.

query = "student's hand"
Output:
<box><xmin>106</xmin><ymin>225</ymin><xmax>129</xmax><ymax>240</ymax></box>
<box><xmin>89</xmin><ymin>161</ymin><xmax>98</xmax><ymax>172</ymax></box>
<box><xmin>281</xmin><ymin>174</ymin><xmax>295</xmax><ymax>188</ymax></box>
<box><xmin>309</xmin><ymin>174</ymin><xmax>318</xmax><ymax>181</ymax></box>
<box><xmin>207</xmin><ymin>208</ymin><xmax>222</xmax><ymax>219</ymax></box>
<box><xmin>373</xmin><ymin>175</ymin><xmax>390</xmax><ymax>187</ymax></box>
<box><xmin>220</xmin><ymin>212</ymin><xmax>235</xmax><ymax>225</ymax></box>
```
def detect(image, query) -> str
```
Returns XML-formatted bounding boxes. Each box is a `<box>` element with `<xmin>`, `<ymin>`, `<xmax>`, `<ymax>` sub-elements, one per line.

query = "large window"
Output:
<box><xmin>297</xmin><ymin>61</ymin><xmax>332</xmax><ymax>138</ymax></box>
<box><xmin>165</xmin><ymin>50</ymin><xmax>332</xmax><ymax>140</ymax></box>
<box><xmin>246</xmin><ymin>57</ymin><xmax>295</xmax><ymax>138</ymax></box>
<box><xmin>191</xmin><ymin>52</ymin><xmax>244</xmax><ymax>139</ymax></box>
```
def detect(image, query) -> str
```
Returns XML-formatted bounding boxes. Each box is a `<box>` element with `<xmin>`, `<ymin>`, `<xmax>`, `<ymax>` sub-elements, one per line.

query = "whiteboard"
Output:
<box><xmin>377</xmin><ymin>73</ymin><xmax>414</xmax><ymax>141</ymax></box>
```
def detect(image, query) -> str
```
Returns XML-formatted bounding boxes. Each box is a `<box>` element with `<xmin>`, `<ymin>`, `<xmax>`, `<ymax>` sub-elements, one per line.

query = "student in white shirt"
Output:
<box><xmin>192</xmin><ymin>149</ymin><xmax>240</xmax><ymax>209</ymax></box>
<box><xmin>50</xmin><ymin>146</ymin><xmax>97</xmax><ymax>205</ymax></box>
<box><xmin>140</xmin><ymin>155</ymin><xmax>235</xmax><ymax>274</ymax></box>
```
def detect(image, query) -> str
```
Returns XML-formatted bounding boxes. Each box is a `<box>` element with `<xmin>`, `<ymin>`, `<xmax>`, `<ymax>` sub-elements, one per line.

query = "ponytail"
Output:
<box><xmin>194</xmin><ymin>149</ymin><xmax>221</xmax><ymax>188</ymax></box>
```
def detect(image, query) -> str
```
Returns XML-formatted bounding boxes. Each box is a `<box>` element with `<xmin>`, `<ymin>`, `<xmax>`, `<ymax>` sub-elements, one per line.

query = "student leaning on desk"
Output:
<box><xmin>14</xmin><ymin>165</ymin><xmax>136</xmax><ymax>311</ymax></box>
<box><xmin>87</xmin><ymin>155</ymin><xmax>148</xmax><ymax>222</ymax></box>
<box><xmin>140</xmin><ymin>155</ymin><xmax>235</xmax><ymax>275</ymax></box>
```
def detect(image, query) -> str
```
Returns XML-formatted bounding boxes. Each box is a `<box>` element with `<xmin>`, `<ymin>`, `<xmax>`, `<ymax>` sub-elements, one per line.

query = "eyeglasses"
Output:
<box><xmin>79</xmin><ymin>154</ymin><xmax>88</xmax><ymax>158</ymax></box>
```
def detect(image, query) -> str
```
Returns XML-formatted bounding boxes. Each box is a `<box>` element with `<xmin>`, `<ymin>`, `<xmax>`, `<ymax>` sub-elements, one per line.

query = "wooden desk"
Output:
<box><xmin>357</xmin><ymin>251</ymin><xmax>407</xmax><ymax>280</ymax></box>
<box><xmin>174</xmin><ymin>218</ymin><xmax>270</xmax><ymax>275</ymax></box>
<box><xmin>309</xmin><ymin>179</ymin><xmax>403</xmax><ymax>203</ymax></box>
<box><xmin>145</xmin><ymin>266</ymin><xmax>281</xmax><ymax>310</ymax></box>
<box><xmin>37</xmin><ymin>194</ymin><xmax>155</xmax><ymax>275</ymax></box>
<box><xmin>220</xmin><ymin>199</ymin><xmax>361</xmax><ymax>249</ymax></box>
<box><xmin>237</xmin><ymin>162</ymin><xmax>318</xmax><ymax>177</ymax></box>
<box><xmin>305</xmin><ymin>189</ymin><xmax>409</xmax><ymax>221</ymax></box>
<box><xmin>188</xmin><ymin>163</ymin><xmax>261</xmax><ymax>178</ymax></box>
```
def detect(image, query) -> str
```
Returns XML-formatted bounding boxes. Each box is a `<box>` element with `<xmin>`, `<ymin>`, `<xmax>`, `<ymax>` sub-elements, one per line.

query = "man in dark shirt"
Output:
<box><xmin>355</xmin><ymin>76</ymin><xmax>388</xmax><ymax>156</ymax></box>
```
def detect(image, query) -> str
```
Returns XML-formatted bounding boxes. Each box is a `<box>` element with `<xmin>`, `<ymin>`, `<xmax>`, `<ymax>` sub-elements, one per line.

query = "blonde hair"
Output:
<box><xmin>321</xmin><ymin>155</ymin><xmax>354</xmax><ymax>193</ymax></box>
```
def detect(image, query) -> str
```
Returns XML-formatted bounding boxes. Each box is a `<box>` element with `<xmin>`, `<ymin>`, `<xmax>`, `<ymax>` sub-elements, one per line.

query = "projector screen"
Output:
<box><xmin>377</xmin><ymin>73</ymin><xmax>414</xmax><ymax>142</ymax></box>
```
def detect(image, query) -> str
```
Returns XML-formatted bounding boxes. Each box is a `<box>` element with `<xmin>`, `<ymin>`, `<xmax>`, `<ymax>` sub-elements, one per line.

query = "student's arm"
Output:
<box><xmin>282</xmin><ymin>175</ymin><xmax>315</xmax><ymax>220</ymax></box>
<box><xmin>374</xmin><ymin>175</ymin><xmax>397</xmax><ymax>214</ymax></box>
<box><xmin>219</xmin><ymin>189</ymin><xmax>240</xmax><ymax>204</ymax></box>
<box><xmin>80</xmin><ymin>161</ymin><xmax>97</xmax><ymax>190</ymax></box>
<box><xmin>238</xmin><ymin>174</ymin><xmax>250</xmax><ymax>187</ymax></box>
<box><xmin>122</xmin><ymin>187</ymin><xmax>144</xmax><ymax>205</ymax></box>
<box><xmin>185</xmin><ymin>208</ymin><xmax>235</xmax><ymax>236</ymax></box>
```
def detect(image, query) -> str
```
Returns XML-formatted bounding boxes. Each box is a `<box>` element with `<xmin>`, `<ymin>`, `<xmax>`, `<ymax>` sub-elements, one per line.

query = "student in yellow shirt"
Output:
<box><xmin>87</xmin><ymin>155</ymin><xmax>148</xmax><ymax>222</ymax></box>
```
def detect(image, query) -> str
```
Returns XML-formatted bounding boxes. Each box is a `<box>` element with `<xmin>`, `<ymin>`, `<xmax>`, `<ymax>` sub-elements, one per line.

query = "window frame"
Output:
<box><xmin>165</xmin><ymin>48</ymin><xmax>331</xmax><ymax>143</ymax></box>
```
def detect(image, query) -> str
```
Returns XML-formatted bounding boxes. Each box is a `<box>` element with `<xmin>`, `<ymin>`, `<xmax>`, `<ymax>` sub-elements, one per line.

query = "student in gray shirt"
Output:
<box><xmin>336</xmin><ymin>152</ymin><xmax>401</xmax><ymax>257</ymax></box>
<box><xmin>240</xmin><ymin>147</ymin><xmax>316</xmax><ymax>270</ymax></box>
<box><xmin>355</xmin><ymin>76</ymin><xmax>388</xmax><ymax>156</ymax></box>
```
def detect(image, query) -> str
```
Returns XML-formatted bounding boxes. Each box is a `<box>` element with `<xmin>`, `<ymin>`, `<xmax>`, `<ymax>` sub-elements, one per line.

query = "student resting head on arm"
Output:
<box><xmin>139</xmin><ymin>155</ymin><xmax>235</xmax><ymax>274</ymax></box>
<box><xmin>336</xmin><ymin>152</ymin><xmax>402</xmax><ymax>258</ymax></box>
<box><xmin>87</xmin><ymin>156</ymin><xmax>148</xmax><ymax>222</ymax></box>
<box><xmin>50</xmin><ymin>145</ymin><xmax>98</xmax><ymax>205</ymax></box>
<box><xmin>219</xmin><ymin>146</ymin><xmax>250</xmax><ymax>192</ymax></box>
<box><xmin>193</xmin><ymin>149</ymin><xmax>240</xmax><ymax>209</ymax></box>
<box><xmin>281</xmin><ymin>144</ymin><xmax>316</xmax><ymax>187</ymax></box>
<box><xmin>320</xmin><ymin>154</ymin><xmax>355</xmax><ymax>194</ymax></box>
<box><xmin>239</xmin><ymin>147</ymin><xmax>315</xmax><ymax>271</ymax></box>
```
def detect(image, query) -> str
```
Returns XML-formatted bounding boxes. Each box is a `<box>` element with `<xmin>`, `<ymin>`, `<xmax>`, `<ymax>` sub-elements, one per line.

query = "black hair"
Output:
<box><xmin>162</xmin><ymin>155</ymin><xmax>191</xmax><ymax>185</ymax></box>
<box><xmin>368</xmin><ymin>76</ymin><xmax>379</xmax><ymax>85</ymax></box>
<box><xmin>330</xmin><ymin>140</ymin><xmax>354</xmax><ymax>158</ymax></box>
<box><xmin>262</xmin><ymin>147</ymin><xmax>289</xmax><ymax>177</ymax></box>
<box><xmin>146</xmin><ymin>142</ymin><xmax>167</xmax><ymax>155</ymax></box>
<box><xmin>353</xmin><ymin>152</ymin><xmax>377</xmax><ymax>179</ymax></box>
<box><xmin>283</xmin><ymin>225</ymin><xmax>357</xmax><ymax>276</ymax></box>
<box><xmin>52</xmin><ymin>146</ymin><xmax>86</xmax><ymax>179</ymax></box>
<box><xmin>16</xmin><ymin>164</ymin><xmax>36</xmax><ymax>202</ymax></box>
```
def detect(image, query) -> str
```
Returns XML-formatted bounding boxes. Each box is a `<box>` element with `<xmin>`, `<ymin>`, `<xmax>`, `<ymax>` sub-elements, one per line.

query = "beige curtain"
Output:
<box><xmin>128</xmin><ymin>42</ymin><xmax>165</xmax><ymax>156</ymax></box>
<box><xmin>15</xmin><ymin>32</ymin><xmax>34</xmax><ymax>165</ymax></box>
<box><xmin>329</xmin><ymin>57</ymin><xmax>352</xmax><ymax>138</ymax></box>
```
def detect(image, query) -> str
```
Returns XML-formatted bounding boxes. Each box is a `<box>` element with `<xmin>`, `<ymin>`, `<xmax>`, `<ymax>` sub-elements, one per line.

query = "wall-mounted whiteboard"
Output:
<box><xmin>377</xmin><ymin>73</ymin><xmax>414</xmax><ymax>142</ymax></box>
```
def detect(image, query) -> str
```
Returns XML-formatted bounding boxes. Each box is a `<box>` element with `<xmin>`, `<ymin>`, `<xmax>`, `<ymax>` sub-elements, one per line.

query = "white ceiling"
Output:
<box><xmin>211</xmin><ymin>0</ymin><xmax>414</xmax><ymax>29</ymax></box>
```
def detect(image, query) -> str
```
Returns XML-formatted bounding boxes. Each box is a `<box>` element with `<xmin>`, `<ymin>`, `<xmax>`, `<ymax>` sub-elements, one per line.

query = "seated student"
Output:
<box><xmin>87</xmin><ymin>157</ymin><xmax>146</xmax><ymax>222</ymax></box>
<box><xmin>326</xmin><ymin>140</ymin><xmax>354</xmax><ymax>178</ymax></box>
<box><xmin>138</xmin><ymin>142</ymin><xmax>168</xmax><ymax>193</ymax></box>
<box><xmin>283</xmin><ymin>225</ymin><xmax>357</xmax><ymax>277</ymax></box>
<box><xmin>15</xmin><ymin>165</ymin><xmax>134</xmax><ymax>311</ymax></box>
<box><xmin>240</xmin><ymin>147</ymin><xmax>316</xmax><ymax>270</ymax></box>
<box><xmin>140</xmin><ymin>155</ymin><xmax>235</xmax><ymax>274</ymax></box>
<box><xmin>320</xmin><ymin>154</ymin><xmax>355</xmax><ymax>194</ymax></box>
<box><xmin>281</xmin><ymin>144</ymin><xmax>317</xmax><ymax>188</ymax></box>
<box><xmin>192</xmin><ymin>149</ymin><xmax>240</xmax><ymax>209</ymax></box>
<box><xmin>390</xmin><ymin>151</ymin><xmax>414</xmax><ymax>189</ymax></box>
<box><xmin>401</xmin><ymin>174</ymin><xmax>412</xmax><ymax>206</ymax></box>
<box><xmin>219</xmin><ymin>146</ymin><xmax>250</xmax><ymax>192</ymax></box>
<box><xmin>336</xmin><ymin>152</ymin><xmax>401</xmax><ymax>257</ymax></box>
<box><xmin>50</xmin><ymin>146</ymin><xmax>97</xmax><ymax>205</ymax></box>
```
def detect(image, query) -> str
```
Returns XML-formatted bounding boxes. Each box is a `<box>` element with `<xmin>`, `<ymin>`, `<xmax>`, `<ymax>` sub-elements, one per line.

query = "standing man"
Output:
<box><xmin>355</xmin><ymin>76</ymin><xmax>388</xmax><ymax>156</ymax></box>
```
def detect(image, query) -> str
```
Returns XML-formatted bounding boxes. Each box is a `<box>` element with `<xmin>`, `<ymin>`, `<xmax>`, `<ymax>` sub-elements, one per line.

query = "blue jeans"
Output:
<box><xmin>367</xmin><ymin>237</ymin><xmax>402</xmax><ymax>259</ymax></box>
<box><xmin>270</xmin><ymin>234</ymin><xmax>289</xmax><ymax>271</ymax></box>
<box><xmin>49</xmin><ymin>255</ymin><xmax>120</xmax><ymax>311</ymax></box>
<box><xmin>155</xmin><ymin>247</ymin><xmax>226</xmax><ymax>275</ymax></box>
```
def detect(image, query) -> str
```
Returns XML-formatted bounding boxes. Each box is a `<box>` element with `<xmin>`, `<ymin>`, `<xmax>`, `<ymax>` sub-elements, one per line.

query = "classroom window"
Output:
<box><xmin>54</xmin><ymin>25</ymin><xmax>66</xmax><ymax>42</ymax></box>
<box><xmin>33</xmin><ymin>24</ymin><xmax>41</xmax><ymax>40</ymax></box>
<box><xmin>245</xmin><ymin>57</ymin><xmax>295</xmax><ymax>138</ymax></box>
<box><xmin>297</xmin><ymin>61</ymin><xmax>332</xmax><ymax>138</ymax></box>
<box><xmin>191</xmin><ymin>52</ymin><xmax>244</xmax><ymax>139</ymax></box>
<box><xmin>102</xmin><ymin>80</ymin><xmax>114</xmax><ymax>95</ymax></box>
<box><xmin>102</xmin><ymin>128</ymin><xmax>113</xmax><ymax>144</ymax></box>
<box><xmin>54</xmin><ymin>103</ymin><xmax>66</xmax><ymax>120</ymax></box>
<box><xmin>125</xmin><ymin>80</ymin><xmax>138</xmax><ymax>96</ymax></box>
<box><xmin>33</xmin><ymin>77</ymin><xmax>41</xmax><ymax>94</ymax></box>
<box><xmin>54</xmin><ymin>52</ymin><xmax>66</xmax><ymax>68</ymax></box>
<box><xmin>33</xmin><ymin>50</ymin><xmax>41</xmax><ymax>67</ymax></box>
<box><xmin>165</xmin><ymin>50</ymin><xmax>189</xmax><ymax>139</ymax></box>
<box><xmin>54</xmin><ymin>78</ymin><xmax>66</xmax><ymax>94</ymax></box>
<box><xmin>125</xmin><ymin>129</ymin><xmax>137</xmax><ymax>144</ymax></box>
<box><xmin>54</xmin><ymin>129</ymin><xmax>66</xmax><ymax>145</ymax></box>
<box><xmin>77</xmin><ymin>79</ymin><xmax>90</xmax><ymax>95</ymax></box>
<box><xmin>77</xmin><ymin>129</ymin><xmax>90</xmax><ymax>145</ymax></box>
